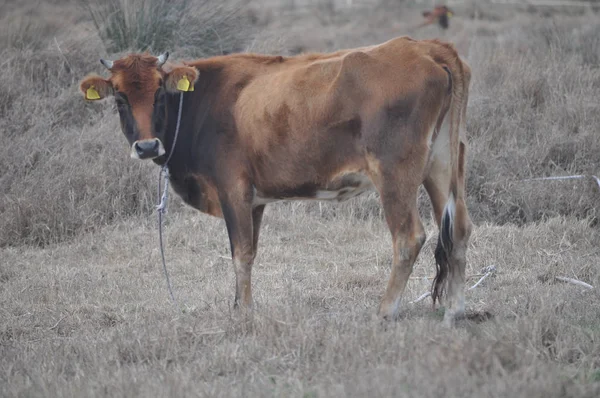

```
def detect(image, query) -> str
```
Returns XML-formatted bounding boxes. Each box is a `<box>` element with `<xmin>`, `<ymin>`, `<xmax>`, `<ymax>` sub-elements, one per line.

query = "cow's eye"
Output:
<box><xmin>115</xmin><ymin>93</ymin><xmax>129</xmax><ymax>109</ymax></box>
<box><xmin>153</xmin><ymin>88</ymin><xmax>165</xmax><ymax>107</ymax></box>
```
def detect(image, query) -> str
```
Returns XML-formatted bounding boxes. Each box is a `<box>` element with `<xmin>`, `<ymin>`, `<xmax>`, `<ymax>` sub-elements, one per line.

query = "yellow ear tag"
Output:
<box><xmin>447</xmin><ymin>11</ymin><xmax>453</xmax><ymax>17</ymax></box>
<box><xmin>86</xmin><ymin>86</ymin><xmax>101</xmax><ymax>100</ymax></box>
<box><xmin>177</xmin><ymin>76</ymin><xmax>190</xmax><ymax>92</ymax></box>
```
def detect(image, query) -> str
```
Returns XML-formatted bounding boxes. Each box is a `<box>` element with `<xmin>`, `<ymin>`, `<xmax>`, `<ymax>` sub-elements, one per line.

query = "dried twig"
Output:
<box><xmin>521</xmin><ymin>174</ymin><xmax>600</xmax><ymax>190</ymax></box>
<box><xmin>554</xmin><ymin>276</ymin><xmax>594</xmax><ymax>290</ymax></box>
<box><xmin>409</xmin><ymin>291</ymin><xmax>431</xmax><ymax>304</ymax></box>
<box><xmin>409</xmin><ymin>265</ymin><xmax>497</xmax><ymax>304</ymax></box>
<box><xmin>410</xmin><ymin>266</ymin><xmax>498</xmax><ymax>281</ymax></box>
<box><xmin>197</xmin><ymin>329</ymin><xmax>226</xmax><ymax>336</ymax></box>
<box><xmin>468</xmin><ymin>272</ymin><xmax>492</xmax><ymax>290</ymax></box>
<box><xmin>53</xmin><ymin>37</ymin><xmax>72</xmax><ymax>71</ymax></box>
<box><xmin>410</xmin><ymin>273</ymin><xmax>483</xmax><ymax>281</ymax></box>
<box><xmin>491</xmin><ymin>0</ymin><xmax>596</xmax><ymax>7</ymax></box>
<box><xmin>49</xmin><ymin>315</ymin><xmax>66</xmax><ymax>330</ymax></box>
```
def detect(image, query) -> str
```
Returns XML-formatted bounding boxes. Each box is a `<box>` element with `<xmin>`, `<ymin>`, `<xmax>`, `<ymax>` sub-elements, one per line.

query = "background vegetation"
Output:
<box><xmin>1</xmin><ymin>0</ymin><xmax>599</xmax><ymax>396</ymax></box>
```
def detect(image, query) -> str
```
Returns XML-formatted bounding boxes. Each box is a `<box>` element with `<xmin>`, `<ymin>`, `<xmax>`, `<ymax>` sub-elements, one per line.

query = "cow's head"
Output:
<box><xmin>79</xmin><ymin>52</ymin><xmax>198</xmax><ymax>160</ymax></box>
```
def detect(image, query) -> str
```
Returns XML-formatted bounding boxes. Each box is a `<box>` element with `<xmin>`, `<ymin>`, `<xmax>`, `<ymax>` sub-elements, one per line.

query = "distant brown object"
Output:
<box><xmin>419</xmin><ymin>5</ymin><xmax>454</xmax><ymax>30</ymax></box>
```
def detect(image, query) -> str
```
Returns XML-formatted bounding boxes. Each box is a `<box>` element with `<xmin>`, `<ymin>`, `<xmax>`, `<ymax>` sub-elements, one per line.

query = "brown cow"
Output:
<box><xmin>79</xmin><ymin>36</ymin><xmax>472</xmax><ymax>325</ymax></box>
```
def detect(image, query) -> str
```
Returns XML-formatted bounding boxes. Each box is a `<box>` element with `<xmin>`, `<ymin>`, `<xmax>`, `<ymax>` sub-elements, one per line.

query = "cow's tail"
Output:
<box><xmin>431</xmin><ymin>191</ymin><xmax>455</xmax><ymax>306</ymax></box>
<box><xmin>431</xmin><ymin>60</ymin><xmax>466</xmax><ymax>307</ymax></box>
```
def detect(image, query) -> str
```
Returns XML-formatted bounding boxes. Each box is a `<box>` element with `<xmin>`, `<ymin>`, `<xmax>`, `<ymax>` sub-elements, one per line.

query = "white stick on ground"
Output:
<box><xmin>554</xmin><ymin>276</ymin><xmax>594</xmax><ymax>290</ymax></box>
<box><xmin>468</xmin><ymin>271</ymin><xmax>493</xmax><ymax>291</ymax></box>
<box><xmin>409</xmin><ymin>265</ymin><xmax>497</xmax><ymax>304</ymax></box>
<box><xmin>409</xmin><ymin>291</ymin><xmax>431</xmax><ymax>304</ymax></box>
<box><xmin>491</xmin><ymin>0</ymin><xmax>599</xmax><ymax>8</ymax></box>
<box><xmin>521</xmin><ymin>174</ymin><xmax>600</xmax><ymax>190</ymax></box>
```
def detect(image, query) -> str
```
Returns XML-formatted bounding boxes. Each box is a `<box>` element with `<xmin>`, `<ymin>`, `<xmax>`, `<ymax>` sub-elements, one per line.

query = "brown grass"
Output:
<box><xmin>1</xmin><ymin>0</ymin><xmax>600</xmax><ymax>396</ymax></box>
<box><xmin>1</xmin><ymin>210</ymin><xmax>599</xmax><ymax>396</ymax></box>
<box><xmin>85</xmin><ymin>0</ymin><xmax>248</xmax><ymax>56</ymax></box>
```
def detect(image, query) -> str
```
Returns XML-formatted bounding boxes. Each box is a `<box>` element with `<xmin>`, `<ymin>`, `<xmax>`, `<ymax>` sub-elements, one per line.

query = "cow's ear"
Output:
<box><xmin>165</xmin><ymin>66</ymin><xmax>198</xmax><ymax>93</ymax></box>
<box><xmin>79</xmin><ymin>74</ymin><xmax>113</xmax><ymax>100</ymax></box>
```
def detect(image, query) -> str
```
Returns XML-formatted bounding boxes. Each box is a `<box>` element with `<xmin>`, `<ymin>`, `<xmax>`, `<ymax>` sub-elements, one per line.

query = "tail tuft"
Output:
<box><xmin>431</xmin><ymin>194</ymin><xmax>455</xmax><ymax>305</ymax></box>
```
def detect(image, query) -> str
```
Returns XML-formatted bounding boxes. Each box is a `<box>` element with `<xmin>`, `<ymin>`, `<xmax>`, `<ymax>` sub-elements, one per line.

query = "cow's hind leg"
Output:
<box><xmin>424</xmin><ymin>140</ymin><xmax>473</xmax><ymax>326</ymax></box>
<box><xmin>372</xmin><ymin>162</ymin><xmax>426</xmax><ymax>320</ymax></box>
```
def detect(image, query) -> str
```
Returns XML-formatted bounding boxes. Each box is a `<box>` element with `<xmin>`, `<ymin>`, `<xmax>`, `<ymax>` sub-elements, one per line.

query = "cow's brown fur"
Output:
<box><xmin>79</xmin><ymin>36</ymin><xmax>473</xmax><ymax>323</ymax></box>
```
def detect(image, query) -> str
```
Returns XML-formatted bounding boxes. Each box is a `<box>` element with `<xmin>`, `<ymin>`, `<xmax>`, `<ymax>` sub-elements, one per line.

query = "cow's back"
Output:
<box><xmin>230</xmin><ymin>37</ymin><xmax>456</xmax><ymax>196</ymax></box>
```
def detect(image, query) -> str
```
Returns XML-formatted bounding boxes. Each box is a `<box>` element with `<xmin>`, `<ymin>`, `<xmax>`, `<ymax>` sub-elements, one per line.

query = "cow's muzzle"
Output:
<box><xmin>131</xmin><ymin>139</ymin><xmax>165</xmax><ymax>160</ymax></box>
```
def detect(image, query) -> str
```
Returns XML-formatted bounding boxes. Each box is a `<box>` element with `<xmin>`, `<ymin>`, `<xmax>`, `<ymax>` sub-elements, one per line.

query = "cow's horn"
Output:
<box><xmin>100</xmin><ymin>58</ymin><xmax>114</xmax><ymax>70</ymax></box>
<box><xmin>157</xmin><ymin>52</ymin><xmax>169</xmax><ymax>67</ymax></box>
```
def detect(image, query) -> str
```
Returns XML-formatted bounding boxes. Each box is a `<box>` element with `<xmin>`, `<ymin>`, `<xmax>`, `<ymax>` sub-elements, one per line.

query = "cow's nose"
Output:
<box><xmin>131</xmin><ymin>139</ymin><xmax>163</xmax><ymax>160</ymax></box>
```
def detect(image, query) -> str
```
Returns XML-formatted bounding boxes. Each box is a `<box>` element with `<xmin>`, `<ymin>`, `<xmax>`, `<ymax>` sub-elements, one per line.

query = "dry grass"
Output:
<box><xmin>1</xmin><ymin>210</ymin><xmax>599</xmax><ymax>396</ymax></box>
<box><xmin>2</xmin><ymin>1</ymin><xmax>598</xmax><ymax>246</ymax></box>
<box><xmin>0</xmin><ymin>0</ymin><xmax>254</xmax><ymax>247</ymax></box>
<box><xmin>464</xmin><ymin>18</ymin><xmax>600</xmax><ymax>225</ymax></box>
<box><xmin>85</xmin><ymin>0</ymin><xmax>248</xmax><ymax>56</ymax></box>
<box><xmin>1</xmin><ymin>0</ymin><xmax>600</xmax><ymax>396</ymax></box>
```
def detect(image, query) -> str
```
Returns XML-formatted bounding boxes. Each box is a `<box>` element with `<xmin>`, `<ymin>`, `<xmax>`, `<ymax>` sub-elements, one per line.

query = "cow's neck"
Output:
<box><xmin>158</xmin><ymin>69</ymin><xmax>222</xmax><ymax>179</ymax></box>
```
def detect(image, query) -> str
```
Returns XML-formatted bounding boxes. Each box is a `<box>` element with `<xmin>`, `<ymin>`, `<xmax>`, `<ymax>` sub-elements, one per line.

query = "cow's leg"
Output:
<box><xmin>220</xmin><ymin>196</ymin><xmax>256</xmax><ymax>310</ymax></box>
<box><xmin>424</xmin><ymin>140</ymin><xmax>473</xmax><ymax>326</ymax></box>
<box><xmin>372</xmin><ymin>164</ymin><xmax>426</xmax><ymax>320</ymax></box>
<box><xmin>252</xmin><ymin>205</ymin><xmax>265</xmax><ymax>259</ymax></box>
<box><xmin>444</xmin><ymin>196</ymin><xmax>471</xmax><ymax>327</ymax></box>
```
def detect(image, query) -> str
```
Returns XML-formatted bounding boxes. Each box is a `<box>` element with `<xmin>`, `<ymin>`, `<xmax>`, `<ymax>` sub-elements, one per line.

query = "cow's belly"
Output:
<box><xmin>252</xmin><ymin>172</ymin><xmax>374</xmax><ymax>206</ymax></box>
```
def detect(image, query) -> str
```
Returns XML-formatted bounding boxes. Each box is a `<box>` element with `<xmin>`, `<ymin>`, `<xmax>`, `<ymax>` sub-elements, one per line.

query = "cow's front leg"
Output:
<box><xmin>220</xmin><ymin>191</ymin><xmax>257</xmax><ymax>310</ymax></box>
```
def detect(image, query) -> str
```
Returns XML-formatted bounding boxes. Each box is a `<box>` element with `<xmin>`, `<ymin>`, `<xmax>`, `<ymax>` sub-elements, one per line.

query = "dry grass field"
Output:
<box><xmin>1</xmin><ymin>0</ymin><xmax>599</xmax><ymax>396</ymax></box>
